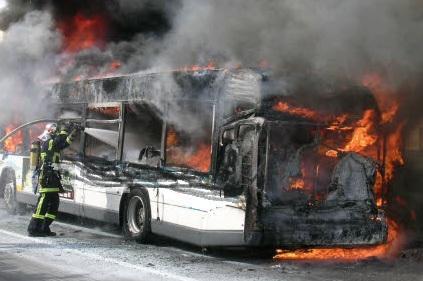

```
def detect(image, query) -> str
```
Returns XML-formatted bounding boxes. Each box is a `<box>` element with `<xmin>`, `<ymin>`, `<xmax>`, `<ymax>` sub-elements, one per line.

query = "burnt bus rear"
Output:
<box><xmin>216</xmin><ymin>72</ymin><xmax>388</xmax><ymax>247</ymax></box>
<box><xmin>249</xmin><ymin>119</ymin><xmax>387</xmax><ymax>247</ymax></box>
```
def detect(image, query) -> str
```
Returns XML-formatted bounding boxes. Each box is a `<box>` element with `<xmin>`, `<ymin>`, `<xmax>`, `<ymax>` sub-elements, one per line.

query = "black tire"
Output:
<box><xmin>122</xmin><ymin>188</ymin><xmax>151</xmax><ymax>243</ymax></box>
<box><xmin>2</xmin><ymin>170</ymin><xmax>26</xmax><ymax>215</ymax></box>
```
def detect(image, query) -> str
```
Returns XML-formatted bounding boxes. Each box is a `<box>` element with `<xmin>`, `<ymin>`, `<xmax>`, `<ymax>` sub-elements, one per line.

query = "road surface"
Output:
<box><xmin>0</xmin><ymin>200</ymin><xmax>422</xmax><ymax>281</ymax></box>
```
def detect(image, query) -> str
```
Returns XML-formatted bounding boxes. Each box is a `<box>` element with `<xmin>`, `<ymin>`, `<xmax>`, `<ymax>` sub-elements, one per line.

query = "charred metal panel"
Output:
<box><xmin>259</xmin><ymin>147</ymin><xmax>387</xmax><ymax>246</ymax></box>
<box><xmin>261</xmin><ymin>207</ymin><xmax>387</xmax><ymax>247</ymax></box>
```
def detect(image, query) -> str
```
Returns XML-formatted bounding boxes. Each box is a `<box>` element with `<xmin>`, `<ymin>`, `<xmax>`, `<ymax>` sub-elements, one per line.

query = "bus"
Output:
<box><xmin>0</xmin><ymin>69</ymin><xmax>388</xmax><ymax>247</ymax></box>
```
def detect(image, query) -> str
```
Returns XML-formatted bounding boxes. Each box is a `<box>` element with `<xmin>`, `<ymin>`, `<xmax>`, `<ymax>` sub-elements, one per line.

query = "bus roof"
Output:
<box><xmin>48</xmin><ymin>68</ymin><xmax>262</xmax><ymax>105</ymax></box>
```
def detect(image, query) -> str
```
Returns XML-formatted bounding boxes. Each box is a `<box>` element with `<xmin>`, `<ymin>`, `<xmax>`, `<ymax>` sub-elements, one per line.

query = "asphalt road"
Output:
<box><xmin>0</xmin><ymin>200</ymin><xmax>423</xmax><ymax>281</ymax></box>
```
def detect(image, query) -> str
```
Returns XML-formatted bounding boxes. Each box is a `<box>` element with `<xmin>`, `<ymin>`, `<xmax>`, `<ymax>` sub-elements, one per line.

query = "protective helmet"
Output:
<box><xmin>45</xmin><ymin>123</ymin><xmax>58</xmax><ymax>134</ymax></box>
<box><xmin>38</xmin><ymin>123</ymin><xmax>57</xmax><ymax>141</ymax></box>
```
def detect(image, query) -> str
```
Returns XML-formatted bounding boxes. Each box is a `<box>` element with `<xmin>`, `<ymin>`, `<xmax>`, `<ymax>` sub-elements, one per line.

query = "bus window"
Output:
<box><xmin>85</xmin><ymin>135</ymin><xmax>116</xmax><ymax>161</ymax></box>
<box><xmin>123</xmin><ymin>103</ymin><xmax>162</xmax><ymax>165</ymax></box>
<box><xmin>84</xmin><ymin>105</ymin><xmax>119</xmax><ymax>161</ymax></box>
<box><xmin>165</xmin><ymin>102</ymin><xmax>213</xmax><ymax>173</ymax></box>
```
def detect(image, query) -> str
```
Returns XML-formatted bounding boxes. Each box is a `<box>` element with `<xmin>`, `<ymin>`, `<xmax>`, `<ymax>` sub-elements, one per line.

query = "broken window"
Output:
<box><xmin>84</xmin><ymin>105</ymin><xmax>119</xmax><ymax>161</ymax></box>
<box><xmin>266</xmin><ymin>124</ymin><xmax>324</xmax><ymax>205</ymax></box>
<box><xmin>165</xmin><ymin>102</ymin><xmax>213</xmax><ymax>173</ymax></box>
<box><xmin>123</xmin><ymin>103</ymin><xmax>163</xmax><ymax>166</ymax></box>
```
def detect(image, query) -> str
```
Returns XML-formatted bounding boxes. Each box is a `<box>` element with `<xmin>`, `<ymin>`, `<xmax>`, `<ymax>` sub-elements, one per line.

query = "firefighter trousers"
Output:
<box><xmin>27</xmin><ymin>191</ymin><xmax>59</xmax><ymax>234</ymax></box>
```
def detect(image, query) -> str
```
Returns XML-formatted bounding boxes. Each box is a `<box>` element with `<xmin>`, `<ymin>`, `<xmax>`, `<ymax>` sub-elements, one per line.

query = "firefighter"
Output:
<box><xmin>27</xmin><ymin>122</ymin><xmax>83</xmax><ymax>237</ymax></box>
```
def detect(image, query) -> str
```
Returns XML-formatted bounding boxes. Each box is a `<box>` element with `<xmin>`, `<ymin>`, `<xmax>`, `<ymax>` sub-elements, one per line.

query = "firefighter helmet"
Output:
<box><xmin>38</xmin><ymin>123</ymin><xmax>57</xmax><ymax>141</ymax></box>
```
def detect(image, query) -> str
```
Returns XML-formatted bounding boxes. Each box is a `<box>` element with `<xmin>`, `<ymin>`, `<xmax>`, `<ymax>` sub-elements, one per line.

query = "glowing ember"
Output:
<box><xmin>58</xmin><ymin>13</ymin><xmax>107</xmax><ymax>53</ymax></box>
<box><xmin>274</xmin><ymin>220</ymin><xmax>402</xmax><ymax>261</ymax></box>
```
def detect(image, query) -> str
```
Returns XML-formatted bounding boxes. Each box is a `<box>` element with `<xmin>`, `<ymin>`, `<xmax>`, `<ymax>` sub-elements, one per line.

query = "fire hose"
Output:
<box><xmin>0</xmin><ymin>118</ymin><xmax>82</xmax><ymax>145</ymax></box>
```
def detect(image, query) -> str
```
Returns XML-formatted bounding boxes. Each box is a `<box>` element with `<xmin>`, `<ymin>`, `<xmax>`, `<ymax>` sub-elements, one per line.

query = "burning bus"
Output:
<box><xmin>0</xmin><ymin>68</ymin><xmax>388</xmax><ymax>247</ymax></box>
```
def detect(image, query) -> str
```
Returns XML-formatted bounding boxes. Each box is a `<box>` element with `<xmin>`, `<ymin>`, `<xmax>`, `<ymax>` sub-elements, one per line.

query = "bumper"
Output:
<box><xmin>258</xmin><ymin>205</ymin><xmax>388</xmax><ymax>247</ymax></box>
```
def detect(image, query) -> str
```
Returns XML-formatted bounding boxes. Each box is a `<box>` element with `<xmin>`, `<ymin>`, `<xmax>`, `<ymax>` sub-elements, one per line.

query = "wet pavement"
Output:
<box><xmin>0</xmin><ymin>200</ymin><xmax>422</xmax><ymax>281</ymax></box>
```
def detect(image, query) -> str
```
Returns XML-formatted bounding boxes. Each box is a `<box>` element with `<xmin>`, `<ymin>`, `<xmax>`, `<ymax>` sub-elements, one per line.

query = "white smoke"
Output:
<box><xmin>0</xmin><ymin>11</ymin><xmax>60</xmax><ymax>124</ymax></box>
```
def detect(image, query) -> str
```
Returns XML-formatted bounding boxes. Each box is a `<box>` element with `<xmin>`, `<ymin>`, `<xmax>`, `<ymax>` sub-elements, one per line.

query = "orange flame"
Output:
<box><xmin>183</xmin><ymin>143</ymin><xmax>211</xmax><ymax>173</ymax></box>
<box><xmin>58</xmin><ymin>13</ymin><xmax>107</xmax><ymax>53</ymax></box>
<box><xmin>3</xmin><ymin>124</ymin><xmax>23</xmax><ymax>153</ymax></box>
<box><xmin>290</xmin><ymin>178</ymin><xmax>305</xmax><ymax>190</ymax></box>
<box><xmin>342</xmin><ymin>109</ymin><xmax>378</xmax><ymax>153</ymax></box>
<box><xmin>274</xmin><ymin>219</ymin><xmax>402</xmax><ymax>261</ymax></box>
<box><xmin>166</xmin><ymin>129</ymin><xmax>211</xmax><ymax>173</ymax></box>
<box><xmin>273</xmin><ymin>73</ymin><xmax>406</xmax><ymax>261</ymax></box>
<box><xmin>179</xmin><ymin>61</ymin><xmax>217</xmax><ymax>72</ymax></box>
<box><xmin>273</xmin><ymin>101</ymin><xmax>322</xmax><ymax>121</ymax></box>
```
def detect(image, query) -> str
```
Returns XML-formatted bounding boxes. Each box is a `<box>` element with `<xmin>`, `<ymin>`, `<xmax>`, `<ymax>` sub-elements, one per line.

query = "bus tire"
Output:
<box><xmin>2</xmin><ymin>170</ymin><xmax>26</xmax><ymax>215</ymax></box>
<box><xmin>122</xmin><ymin>188</ymin><xmax>151</xmax><ymax>243</ymax></box>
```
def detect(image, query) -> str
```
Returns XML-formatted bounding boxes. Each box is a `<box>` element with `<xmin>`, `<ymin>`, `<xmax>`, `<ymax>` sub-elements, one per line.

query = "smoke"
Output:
<box><xmin>1</xmin><ymin>1</ymin><xmax>423</xmax><ymax>131</ymax></box>
<box><xmin>0</xmin><ymin>11</ymin><xmax>60</xmax><ymax>124</ymax></box>
<box><xmin>158</xmin><ymin>0</ymin><xmax>423</xmax><ymax>80</ymax></box>
<box><xmin>2</xmin><ymin>1</ymin><xmax>423</xmax><ymax>82</ymax></box>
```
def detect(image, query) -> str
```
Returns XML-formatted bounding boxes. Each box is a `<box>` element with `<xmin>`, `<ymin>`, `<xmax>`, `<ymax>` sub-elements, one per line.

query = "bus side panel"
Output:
<box><xmin>146</xmin><ymin>187</ymin><xmax>159</xmax><ymax>222</ymax></box>
<box><xmin>152</xmin><ymin>188</ymin><xmax>245</xmax><ymax>246</ymax></box>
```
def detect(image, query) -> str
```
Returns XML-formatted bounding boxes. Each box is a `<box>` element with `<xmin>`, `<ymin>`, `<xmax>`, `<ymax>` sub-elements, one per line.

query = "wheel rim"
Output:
<box><xmin>3</xmin><ymin>182</ymin><xmax>15</xmax><ymax>209</ymax></box>
<box><xmin>127</xmin><ymin>196</ymin><xmax>145</xmax><ymax>234</ymax></box>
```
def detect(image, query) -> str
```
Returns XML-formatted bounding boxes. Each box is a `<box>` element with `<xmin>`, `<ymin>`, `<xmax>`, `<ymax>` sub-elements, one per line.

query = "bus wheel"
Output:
<box><xmin>123</xmin><ymin>188</ymin><xmax>151</xmax><ymax>243</ymax></box>
<box><xmin>2</xmin><ymin>170</ymin><xmax>25</xmax><ymax>215</ymax></box>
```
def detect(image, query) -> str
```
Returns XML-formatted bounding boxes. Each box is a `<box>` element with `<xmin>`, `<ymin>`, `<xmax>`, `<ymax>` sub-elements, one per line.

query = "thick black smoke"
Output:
<box><xmin>0</xmin><ymin>0</ymin><xmax>180</xmax><ymax>78</ymax></box>
<box><xmin>0</xmin><ymin>0</ymin><xmax>177</xmax><ymax>39</ymax></box>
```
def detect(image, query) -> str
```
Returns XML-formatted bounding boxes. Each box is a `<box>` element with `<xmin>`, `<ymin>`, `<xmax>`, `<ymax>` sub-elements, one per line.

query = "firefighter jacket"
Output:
<box><xmin>39</xmin><ymin>128</ymin><xmax>73</xmax><ymax>193</ymax></box>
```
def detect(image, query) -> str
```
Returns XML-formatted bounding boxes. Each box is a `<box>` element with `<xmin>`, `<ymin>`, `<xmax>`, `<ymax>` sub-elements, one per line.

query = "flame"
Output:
<box><xmin>58</xmin><ymin>13</ymin><xmax>107</xmax><ymax>53</ymax></box>
<box><xmin>273</xmin><ymin>101</ymin><xmax>322</xmax><ymax>120</ymax></box>
<box><xmin>274</xmin><ymin>73</ymin><xmax>404</xmax><ymax>197</ymax></box>
<box><xmin>109</xmin><ymin>60</ymin><xmax>122</xmax><ymax>71</ymax></box>
<box><xmin>290</xmin><ymin>178</ymin><xmax>305</xmax><ymax>190</ymax></box>
<box><xmin>384</xmin><ymin>123</ymin><xmax>405</xmax><ymax>182</ymax></box>
<box><xmin>3</xmin><ymin>124</ymin><xmax>23</xmax><ymax>153</ymax></box>
<box><xmin>342</xmin><ymin>109</ymin><xmax>378</xmax><ymax>153</ymax></box>
<box><xmin>166</xmin><ymin>129</ymin><xmax>211</xmax><ymax>173</ymax></box>
<box><xmin>273</xmin><ymin>72</ymin><xmax>407</xmax><ymax>261</ymax></box>
<box><xmin>179</xmin><ymin>61</ymin><xmax>217</xmax><ymax>72</ymax></box>
<box><xmin>275</xmin><ymin>219</ymin><xmax>402</xmax><ymax>261</ymax></box>
<box><xmin>182</xmin><ymin>143</ymin><xmax>211</xmax><ymax>173</ymax></box>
